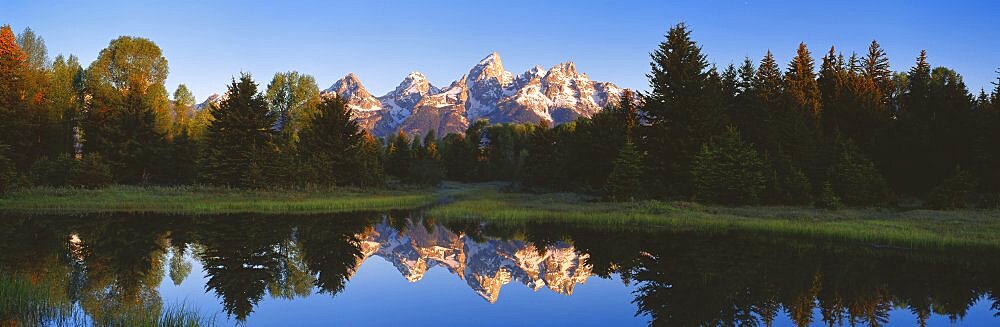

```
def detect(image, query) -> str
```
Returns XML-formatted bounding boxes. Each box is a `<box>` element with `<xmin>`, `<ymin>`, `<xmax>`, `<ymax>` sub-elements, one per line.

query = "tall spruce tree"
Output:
<box><xmin>98</xmin><ymin>87</ymin><xmax>169</xmax><ymax>184</ymax></box>
<box><xmin>641</xmin><ymin>23</ymin><xmax>725</xmax><ymax>196</ymax></box>
<box><xmin>297</xmin><ymin>96</ymin><xmax>366</xmax><ymax>186</ymax></box>
<box><xmin>862</xmin><ymin>40</ymin><xmax>893</xmax><ymax>105</ymax></box>
<box><xmin>199</xmin><ymin>73</ymin><xmax>279</xmax><ymax>187</ymax></box>
<box><xmin>781</xmin><ymin>43</ymin><xmax>823</xmax><ymax>183</ymax></box>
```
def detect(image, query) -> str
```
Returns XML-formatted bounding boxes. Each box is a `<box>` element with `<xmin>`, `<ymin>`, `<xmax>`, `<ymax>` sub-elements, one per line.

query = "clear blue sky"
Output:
<box><xmin>7</xmin><ymin>0</ymin><xmax>999</xmax><ymax>102</ymax></box>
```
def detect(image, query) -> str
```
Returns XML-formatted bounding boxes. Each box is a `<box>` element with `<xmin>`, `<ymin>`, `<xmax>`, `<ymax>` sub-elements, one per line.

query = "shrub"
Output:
<box><xmin>29</xmin><ymin>154</ymin><xmax>112</xmax><ymax>188</ymax></box>
<box><xmin>925</xmin><ymin>168</ymin><xmax>976</xmax><ymax>209</ymax></box>
<box><xmin>691</xmin><ymin>127</ymin><xmax>766</xmax><ymax>205</ymax></box>
<box><xmin>29</xmin><ymin>155</ymin><xmax>75</xmax><ymax>186</ymax></box>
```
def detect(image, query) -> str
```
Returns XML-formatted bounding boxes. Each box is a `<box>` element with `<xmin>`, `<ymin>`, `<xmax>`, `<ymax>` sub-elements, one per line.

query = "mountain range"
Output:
<box><xmin>199</xmin><ymin>52</ymin><xmax>624</xmax><ymax>137</ymax></box>
<box><xmin>350</xmin><ymin>219</ymin><xmax>592</xmax><ymax>303</ymax></box>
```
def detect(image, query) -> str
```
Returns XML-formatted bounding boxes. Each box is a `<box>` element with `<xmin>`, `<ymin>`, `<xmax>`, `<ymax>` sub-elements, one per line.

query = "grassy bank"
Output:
<box><xmin>0</xmin><ymin>185</ymin><xmax>437</xmax><ymax>215</ymax></box>
<box><xmin>428</xmin><ymin>182</ymin><xmax>1000</xmax><ymax>249</ymax></box>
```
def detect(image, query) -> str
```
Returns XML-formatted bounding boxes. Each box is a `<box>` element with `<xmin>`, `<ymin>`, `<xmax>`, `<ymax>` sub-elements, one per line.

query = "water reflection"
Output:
<box><xmin>1</xmin><ymin>213</ymin><xmax>999</xmax><ymax>326</ymax></box>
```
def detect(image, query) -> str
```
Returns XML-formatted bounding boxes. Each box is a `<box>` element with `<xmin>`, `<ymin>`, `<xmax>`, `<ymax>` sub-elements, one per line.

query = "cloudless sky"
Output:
<box><xmin>6</xmin><ymin>0</ymin><xmax>999</xmax><ymax>102</ymax></box>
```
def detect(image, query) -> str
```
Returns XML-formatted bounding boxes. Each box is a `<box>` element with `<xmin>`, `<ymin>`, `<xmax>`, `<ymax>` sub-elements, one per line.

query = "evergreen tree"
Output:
<box><xmin>0</xmin><ymin>143</ymin><xmax>15</xmax><ymax>194</ymax></box>
<box><xmin>407</xmin><ymin>130</ymin><xmax>445</xmax><ymax>186</ymax></box>
<box><xmin>862</xmin><ymin>40</ymin><xmax>893</xmax><ymax>105</ymax></box>
<box><xmin>889</xmin><ymin>51</ymin><xmax>934</xmax><ymax>194</ymax></box>
<box><xmin>521</xmin><ymin>120</ymin><xmax>558</xmax><ymax>190</ymax></box>
<box><xmin>97</xmin><ymin>88</ymin><xmax>170</xmax><ymax>184</ymax></box>
<box><xmin>781</xmin><ymin>43</ymin><xmax>822</xmax><ymax>182</ymax></box>
<box><xmin>750</xmin><ymin>51</ymin><xmax>783</xmax><ymax>153</ymax></box>
<box><xmin>199</xmin><ymin>74</ymin><xmax>279</xmax><ymax>187</ymax></box>
<box><xmin>440</xmin><ymin>133</ymin><xmax>473</xmax><ymax>181</ymax></box>
<box><xmin>384</xmin><ymin>130</ymin><xmax>412</xmax><ymax>180</ymax></box>
<box><xmin>827</xmin><ymin>135</ymin><xmax>889</xmax><ymax>206</ymax></box>
<box><xmin>641</xmin><ymin>23</ymin><xmax>726</xmax><ymax>196</ymax></box>
<box><xmin>925</xmin><ymin>168</ymin><xmax>976</xmax><ymax>209</ymax></box>
<box><xmin>604</xmin><ymin>140</ymin><xmax>643</xmax><ymax>202</ymax></box>
<box><xmin>297</xmin><ymin>96</ymin><xmax>366</xmax><ymax>186</ymax></box>
<box><xmin>355</xmin><ymin>132</ymin><xmax>385</xmax><ymax>187</ymax></box>
<box><xmin>690</xmin><ymin>127</ymin><xmax>766</xmax><ymax>205</ymax></box>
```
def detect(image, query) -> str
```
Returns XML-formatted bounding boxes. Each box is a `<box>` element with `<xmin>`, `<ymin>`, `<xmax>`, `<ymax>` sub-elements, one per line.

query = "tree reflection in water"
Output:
<box><xmin>1</xmin><ymin>213</ymin><xmax>998</xmax><ymax>326</ymax></box>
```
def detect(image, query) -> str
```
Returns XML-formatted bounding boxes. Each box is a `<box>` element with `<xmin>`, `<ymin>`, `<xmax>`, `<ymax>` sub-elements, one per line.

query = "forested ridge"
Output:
<box><xmin>1</xmin><ymin>23</ymin><xmax>998</xmax><ymax>209</ymax></box>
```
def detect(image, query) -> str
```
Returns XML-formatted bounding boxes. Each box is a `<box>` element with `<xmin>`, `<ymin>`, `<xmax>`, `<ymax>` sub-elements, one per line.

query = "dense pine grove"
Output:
<box><xmin>1</xmin><ymin>22</ymin><xmax>998</xmax><ymax>208</ymax></box>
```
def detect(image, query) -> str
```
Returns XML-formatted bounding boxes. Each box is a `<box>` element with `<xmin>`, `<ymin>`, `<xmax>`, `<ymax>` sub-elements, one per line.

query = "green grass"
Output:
<box><xmin>428</xmin><ymin>182</ymin><xmax>1000</xmax><ymax>249</ymax></box>
<box><xmin>0</xmin><ymin>185</ymin><xmax>437</xmax><ymax>215</ymax></box>
<box><xmin>3</xmin><ymin>182</ymin><xmax>999</xmax><ymax>249</ymax></box>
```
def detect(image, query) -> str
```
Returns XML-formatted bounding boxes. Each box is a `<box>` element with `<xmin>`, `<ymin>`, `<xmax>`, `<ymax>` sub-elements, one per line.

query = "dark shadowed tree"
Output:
<box><xmin>199</xmin><ymin>73</ymin><xmax>279</xmax><ymax>187</ymax></box>
<box><xmin>641</xmin><ymin>23</ymin><xmax>726</xmax><ymax>197</ymax></box>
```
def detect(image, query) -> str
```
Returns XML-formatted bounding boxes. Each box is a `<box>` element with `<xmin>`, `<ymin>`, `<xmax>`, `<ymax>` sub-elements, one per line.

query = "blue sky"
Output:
<box><xmin>6</xmin><ymin>0</ymin><xmax>999</xmax><ymax>102</ymax></box>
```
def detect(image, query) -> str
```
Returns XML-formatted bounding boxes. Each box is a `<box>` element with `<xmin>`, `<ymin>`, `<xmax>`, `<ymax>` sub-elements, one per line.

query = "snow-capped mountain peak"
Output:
<box><xmin>286</xmin><ymin>53</ymin><xmax>628</xmax><ymax>138</ymax></box>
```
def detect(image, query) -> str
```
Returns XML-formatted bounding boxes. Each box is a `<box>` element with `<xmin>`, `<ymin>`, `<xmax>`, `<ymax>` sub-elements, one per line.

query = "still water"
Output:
<box><xmin>1</xmin><ymin>213</ymin><xmax>998</xmax><ymax>326</ymax></box>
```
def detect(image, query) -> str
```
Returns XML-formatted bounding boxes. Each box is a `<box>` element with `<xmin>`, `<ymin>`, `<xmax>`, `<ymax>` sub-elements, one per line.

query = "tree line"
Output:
<box><xmin>1</xmin><ymin>23</ymin><xmax>998</xmax><ymax>208</ymax></box>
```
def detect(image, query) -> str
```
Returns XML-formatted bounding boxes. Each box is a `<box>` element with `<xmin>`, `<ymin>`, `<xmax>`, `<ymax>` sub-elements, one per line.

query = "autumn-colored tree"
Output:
<box><xmin>85</xmin><ymin>36</ymin><xmax>172</xmax><ymax>134</ymax></box>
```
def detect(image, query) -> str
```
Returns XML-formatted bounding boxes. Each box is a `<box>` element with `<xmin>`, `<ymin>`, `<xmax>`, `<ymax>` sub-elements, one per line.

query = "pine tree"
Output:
<box><xmin>690</xmin><ymin>126</ymin><xmax>766</xmax><ymax>205</ymax></box>
<box><xmin>750</xmin><ymin>51</ymin><xmax>783</xmax><ymax>153</ymax></box>
<box><xmin>384</xmin><ymin>130</ymin><xmax>412</xmax><ymax>180</ymax></box>
<box><xmin>641</xmin><ymin>23</ymin><xmax>726</xmax><ymax>196</ymax></box>
<box><xmin>781</xmin><ymin>43</ymin><xmax>823</xmax><ymax>183</ymax></box>
<box><xmin>297</xmin><ymin>96</ymin><xmax>365</xmax><ymax>186</ymax></box>
<box><xmin>99</xmin><ymin>88</ymin><xmax>170</xmax><ymax>184</ymax></box>
<box><xmin>862</xmin><ymin>40</ymin><xmax>893</xmax><ymax>104</ymax></box>
<box><xmin>355</xmin><ymin>132</ymin><xmax>386</xmax><ymax>187</ymax></box>
<box><xmin>827</xmin><ymin>134</ymin><xmax>889</xmax><ymax>206</ymax></box>
<box><xmin>522</xmin><ymin>120</ymin><xmax>557</xmax><ymax>190</ymax></box>
<box><xmin>605</xmin><ymin>140</ymin><xmax>643</xmax><ymax>202</ymax></box>
<box><xmin>440</xmin><ymin>133</ymin><xmax>473</xmax><ymax>181</ymax></box>
<box><xmin>199</xmin><ymin>73</ymin><xmax>279</xmax><ymax>187</ymax></box>
<box><xmin>0</xmin><ymin>143</ymin><xmax>16</xmax><ymax>194</ymax></box>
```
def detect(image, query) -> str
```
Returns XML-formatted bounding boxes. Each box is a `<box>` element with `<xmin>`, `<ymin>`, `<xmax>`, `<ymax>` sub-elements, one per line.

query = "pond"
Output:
<box><xmin>1</xmin><ymin>213</ymin><xmax>998</xmax><ymax>326</ymax></box>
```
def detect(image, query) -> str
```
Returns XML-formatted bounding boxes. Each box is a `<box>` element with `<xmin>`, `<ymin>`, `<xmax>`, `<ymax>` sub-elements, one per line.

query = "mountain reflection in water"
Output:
<box><xmin>1</xmin><ymin>213</ymin><xmax>999</xmax><ymax>326</ymax></box>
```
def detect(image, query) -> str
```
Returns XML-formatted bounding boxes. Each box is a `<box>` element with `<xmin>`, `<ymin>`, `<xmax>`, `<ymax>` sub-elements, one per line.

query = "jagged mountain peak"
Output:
<box><xmin>548</xmin><ymin>61</ymin><xmax>578</xmax><ymax>75</ymax></box>
<box><xmin>469</xmin><ymin>52</ymin><xmax>512</xmax><ymax>84</ymax></box>
<box><xmin>326</xmin><ymin>73</ymin><xmax>370</xmax><ymax>96</ymax></box>
<box><xmin>385</xmin><ymin>71</ymin><xmax>439</xmax><ymax>99</ymax></box>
